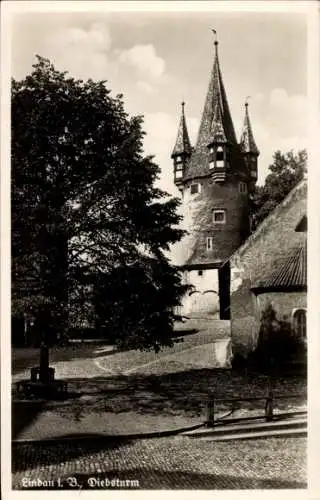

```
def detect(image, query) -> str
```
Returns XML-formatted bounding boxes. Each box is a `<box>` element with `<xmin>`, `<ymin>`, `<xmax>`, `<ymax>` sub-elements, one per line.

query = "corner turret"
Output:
<box><xmin>240</xmin><ymin>100</ymin><xmax>259</xmax><ymax>183</ymax></box>
<box><xmin>171</xmin><ymin>102</ymin><xmax>192</xmax><ymax>189</ymax></box>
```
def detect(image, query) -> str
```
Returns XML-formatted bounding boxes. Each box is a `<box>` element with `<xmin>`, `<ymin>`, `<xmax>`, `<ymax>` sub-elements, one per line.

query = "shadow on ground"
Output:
<box><xmin>50</xmin><ymin>369</ymin><xmax>307</xmax><ymax>418</ymax></box>
<box><xmin>12</xmin><ymin>438</ymin><xmax>133</xmax><ymax>473</ymax></box>
<box><xmin>12</xmin><ymin>401</ymin><xmax>46</xmax><ymax>440</ymax></box>
<box><xmin>12</xmin><ymin>329</ymin><xmax>198</xmax><ymax>375</ymax></box>
<box><xmin>12</xmin><ymin>369</ymin><xmax>307</xmax><ymax>432</ymax></box>
<box><xmin>12</xmin><ymin>345</ymin><xmax>115</xmax><ymax>375</ymax></box>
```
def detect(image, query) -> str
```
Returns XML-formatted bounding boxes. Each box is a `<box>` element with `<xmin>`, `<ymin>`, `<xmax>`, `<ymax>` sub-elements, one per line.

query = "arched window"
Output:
<box><xmin>292</xmin><ymin>309</ymin><xmax>307</xmax><ymax>338</ymax></box>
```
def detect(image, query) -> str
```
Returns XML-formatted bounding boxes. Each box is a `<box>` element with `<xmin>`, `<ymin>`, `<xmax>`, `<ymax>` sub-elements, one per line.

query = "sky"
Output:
<box><xmin>11</xmin><ymin>8</ymin><xmax>307</xmax><ymax>197</ymax></box>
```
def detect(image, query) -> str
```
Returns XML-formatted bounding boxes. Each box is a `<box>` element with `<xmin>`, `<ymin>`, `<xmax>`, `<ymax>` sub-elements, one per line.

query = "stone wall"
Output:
<box><xmin>181</xmin><ymin>178</ymin><xmax>250</xmax><ymax>265</ymax></box>
<box><xmin>258</xmin><ymin>292</ymin><xmax>307</xmax><ymax>325</ymax></box>
<box><xmin>229</xmin><ymin>181</ymin><xmax>307</xmax><ymax>356</ymax></box>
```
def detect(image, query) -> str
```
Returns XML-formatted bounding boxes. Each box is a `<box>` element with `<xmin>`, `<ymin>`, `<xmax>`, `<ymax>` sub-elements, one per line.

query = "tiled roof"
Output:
<box><xmin>184</xmin><ymin>42</ymin><xmax>238</xmax><ymax>180</ymax></box>
<box><xmin>224</xmin><ymin>180</ymin><xmax>307</xmax><ymax>265</ymax></box>
<box><xmin>210</xmin><ymin>101</ymin><xmax>227</xmax><ymax>143</ymax></box>
<box><xmin>171</xmin><ymin>102</ymin><xmax>192</xmax><ymax>157</ymax></box>
<box><xmin>239</xmin><ymin>102</ymin><xmax>259</xmax><ymax>155</ymax></box>
<box><xmin>251</xmin><ymin>240</ymin><xmax>307</xmax><ymax>293</ymax></box>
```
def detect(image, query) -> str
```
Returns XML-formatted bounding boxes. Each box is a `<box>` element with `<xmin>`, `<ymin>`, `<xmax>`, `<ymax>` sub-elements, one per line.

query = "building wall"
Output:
<box><xmin>228</xmin><ymin>181</ymin><xmax>307</xmax><ymax>357</ymax></box>
<box><xmin>180</xmin><ymin>268</ymin><xmax>220</xmax><ymax>316</ymax></box>
<box><xmin>257</xmin><ymin>291</ymin><xmax>307</xmax><ymax>325</ymax></box>
<box><xmin>181</xmin><ymin>177</ymin><xmax>250</xmax><ymax>265</ymax></box>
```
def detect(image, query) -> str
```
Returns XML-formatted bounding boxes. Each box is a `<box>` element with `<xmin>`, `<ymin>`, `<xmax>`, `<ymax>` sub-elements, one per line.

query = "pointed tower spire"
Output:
<box><xmin>203</xmin><ymin>35</ymin><xmax>237</xmax><ymax>145</ymax></box>
<box><xmin>240</xmin><ymin>99</ymin><xmax>259</xmax><ymax>155</ymax></box>
<box><xmin>171</xmin><ymin>101</ymin><xmax>192</xmax><ymax>157</ymax></box>
<box><xmin>172</xmin><ymin>102</ymin><xmax>192</xmax><ymax>188</ymax></box>
<box><xmin>240</xmin><ymin>99</ymin><xmax>259</xmax><ymax>183</ymax></box>
<box><xmin>184</xmin><ymin>34</ymin><xmax>237</xmax><ymax>180</ymax></box>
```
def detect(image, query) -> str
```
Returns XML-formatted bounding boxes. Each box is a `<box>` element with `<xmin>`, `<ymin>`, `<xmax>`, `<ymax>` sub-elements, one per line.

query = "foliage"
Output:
<box><xmin>12</xmin><ymin>56</ymin><xmax>188</xmax><ymax>350</ymax></box>
<box><xmin>95</xmin><ymin>256</ymin><xmax>187</xmax><ymax>352</ymax></box>
<box><xmin>252</xmin><ymin>149</ymin><xmax>307</xmax><ymax>228</ymax></box>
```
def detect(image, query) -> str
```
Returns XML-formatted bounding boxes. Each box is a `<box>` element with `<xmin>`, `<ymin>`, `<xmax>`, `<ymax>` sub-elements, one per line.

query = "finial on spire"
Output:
<box><xmin>181</xmin><ymin>101</ymin><xmax>185</xmax><ymax>114</ymax></box>
<box><xmin>211</xmin><ymin>28</ymin><xmax>218</xmax><ymax>48</ymax></box>
<box><xmin>245</xmin><ymin>96</ymin><xmax>251</xmax><ymax>108</ymax></box>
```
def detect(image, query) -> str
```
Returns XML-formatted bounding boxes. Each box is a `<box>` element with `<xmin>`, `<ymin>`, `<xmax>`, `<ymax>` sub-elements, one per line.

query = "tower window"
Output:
<box><xmin>198</xmin><ymin>270</ymin><xmax>203</xmax><ymax>276</ymax></box>
<box><xmin>213</xmin><ymin>209</ymin><xmax>226</xmax><ymax>224</ymax></box>
<box><xmin>190</xmin><ymin>183</ymin><xmax>200</xmax><ymax>194</ymax></box>
<box><xmin>206</xmin><ymin>237</ymin><xmax>213</xmax><ymax>251</ymax></box>
<box><xmin>239</xmin><ymin>181</ymin><xmax>247</xmax><ymax>194</ymax></box>
<box><xmin>175</xmin><ymin>168</ymin><xmax>183</xmax><ymax>179</ymax></box>
<box><xmin>216</xmin><ymin>146</ymin><xmax>224</xmax><ymax>168</ymax></box>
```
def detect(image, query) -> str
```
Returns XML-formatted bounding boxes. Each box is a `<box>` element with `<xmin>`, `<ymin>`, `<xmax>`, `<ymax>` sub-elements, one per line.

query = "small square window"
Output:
<box><xmin>239</xmin><ymin>181</ymin><xmax>247</xmax><ymax>194</ymax></box>
<box><xmin>213</xmin><ymin>210</ymin><xmax>226</xmax><ymax>224</ymax></box>
<box><xmin>198</xmin><ymin>270</ymin><xmax>203</xmax><ymax>276</ymax></box>
<box><xmin>190</xmin><ymin>183</ymin><xmax>200</xmax><ymax>194</ymax></box>
<box><xmin>206</xmin><ymin>237</ymin><xmax>213</xmax><ymax>251</ymax></box>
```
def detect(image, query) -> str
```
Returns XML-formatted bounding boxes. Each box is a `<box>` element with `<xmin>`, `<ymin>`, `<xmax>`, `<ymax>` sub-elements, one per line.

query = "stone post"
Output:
<box><xmin>39</xmin><ymin>341</ymin><xmax>49</xmax><ymax>382</ymax></box>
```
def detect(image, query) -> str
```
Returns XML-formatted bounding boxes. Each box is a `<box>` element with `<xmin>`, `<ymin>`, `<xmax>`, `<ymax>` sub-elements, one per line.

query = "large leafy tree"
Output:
<box><xmin>12</xmin><ymin>56</ymin><xmax>187</xmax><ymax>350</ymax></box>
<box><xmin>252</xmin><ymin>149</ymin><xmax>307</xmax><ymax>229</ymax></box>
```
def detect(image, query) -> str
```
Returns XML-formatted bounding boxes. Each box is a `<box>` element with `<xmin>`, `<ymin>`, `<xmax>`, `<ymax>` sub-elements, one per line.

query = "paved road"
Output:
<box><xmin>12</xmin><ymin>435</ymin><xmax>306</xmax><ymax>489</ymax></box>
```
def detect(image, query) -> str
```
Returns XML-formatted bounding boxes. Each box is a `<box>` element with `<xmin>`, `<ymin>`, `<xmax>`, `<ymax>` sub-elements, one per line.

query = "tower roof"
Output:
<box><xmin>184</xmin><ymin>40</ymin><xmax>237</xmax><ymax>179</ymax></box>
<box><xmin>210</xmin><ymin>100</ymin><xmax>227</xmax><ymax>143</ymax></box>
<box><xmin>171</xmin><ymin>102</ymin><xmax>192</xmax><ymax>157</ymax></box>
<box><xmin>240</xmin><ymin>101</ymin><xmax>259</xmax><ymax>155</ymax></box>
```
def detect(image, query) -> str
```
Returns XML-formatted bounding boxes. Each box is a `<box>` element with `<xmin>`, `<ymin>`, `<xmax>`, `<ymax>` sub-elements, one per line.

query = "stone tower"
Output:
<box><xmin>172</xmin><ymin>39</ymin><xmax>259</xmax><ymax>318</ymax></box>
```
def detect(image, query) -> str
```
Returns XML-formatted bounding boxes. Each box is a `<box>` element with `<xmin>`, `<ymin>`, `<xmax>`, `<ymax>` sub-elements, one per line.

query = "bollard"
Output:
<box><xmin>207</xmin><ymin>397</ymin><xmax>215</xmax><ymax>427</ymax></box>
<box><xmin>39</xmin><ymin>342</ymin><xmax>49</xmax><ymax>382</ymax></box>
<box><xmin>265</xmin><ymin>373</ymin><xmax>273</xmax><ymax>422</ymax></box>
<box><xmin>265</xmin><ymin>384</ymin><xmax>274</xmax><ymax>421</ymax></box>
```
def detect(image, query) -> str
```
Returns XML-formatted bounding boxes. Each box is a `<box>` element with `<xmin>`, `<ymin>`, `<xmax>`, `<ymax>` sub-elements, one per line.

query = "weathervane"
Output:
<box><xmin>211</xmin><ymin>28</ymin><xmax>218</xmax><ymax>44</ymax></box>
<box><xmin>245</xmin><ymin>95</ymin><xmax>251</xmax><ymax>107</ymax></box>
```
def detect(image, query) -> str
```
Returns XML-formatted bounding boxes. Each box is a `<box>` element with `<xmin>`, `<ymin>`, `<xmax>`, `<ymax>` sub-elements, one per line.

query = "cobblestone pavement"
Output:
<box><xmin>12</xmin><ymin>436</ymin><xmax>307</xmax><ymax>490</ymax></box>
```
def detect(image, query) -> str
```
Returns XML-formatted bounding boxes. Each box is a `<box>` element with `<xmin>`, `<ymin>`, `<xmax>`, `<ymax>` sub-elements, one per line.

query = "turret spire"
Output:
<box><xmin>172</xmin><ymin>101</ymin><xmax>192</xmax><ymax>187</ymax></box>
<box><xmin>240</xmin><ymin>99</ymin><xmax>259</xmax><ymax>155</ymax></box>
<box><xmin>171</xmin><ymin>101</ymin><xmax>192</xmax><ymax>157</ymax></box>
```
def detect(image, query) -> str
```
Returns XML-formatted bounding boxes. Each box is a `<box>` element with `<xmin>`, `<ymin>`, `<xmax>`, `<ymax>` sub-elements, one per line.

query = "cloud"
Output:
<box><xmin>44</xmin><ymin>22</ymin><xmax>116</xmax><ymax>81</ymax></box>
<box><xmin>137</xmin><ymin>80</ymin><xmax>156</xmax><ymax>94</ymax></box>
<box><xmin>267</xmin><ymin>88</ymin><xmax>306</xmax><ymax>138</ymax></box>
<box><xmin>119</xmin><ymin>44</ymin><xmax>165</xmax><ymax>80</ymax></box>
